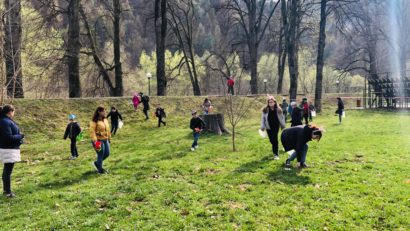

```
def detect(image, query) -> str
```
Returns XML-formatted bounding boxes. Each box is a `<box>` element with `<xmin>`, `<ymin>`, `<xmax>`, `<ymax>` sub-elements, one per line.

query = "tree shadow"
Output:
<box><xmin>266</xmin><ymin>166</ymin><xmax>311</xmax><ymax>185</ymax></box>
<box><xmin>234</xmin><ymin>155</ymin><xmax>272</xmax><ymax>173</ymax></box>
<box><xmin>38</xmin><ymin>170</ymin><xmax>98</xmax><ymax>189</ymax></box>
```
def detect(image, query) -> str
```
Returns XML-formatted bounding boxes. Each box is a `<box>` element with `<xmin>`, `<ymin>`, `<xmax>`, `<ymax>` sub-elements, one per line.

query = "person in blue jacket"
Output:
<box><xmin>0</xmin><ymin>105</ymin><xmax>24</xmax><ymax>198</ymax></box>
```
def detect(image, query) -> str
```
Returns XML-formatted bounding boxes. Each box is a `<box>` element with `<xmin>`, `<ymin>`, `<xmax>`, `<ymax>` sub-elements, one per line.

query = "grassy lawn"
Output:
<box><xmin>0</xmin><ymin>97</ymin><xmax>409</xmax><ymax>230</ymax></box>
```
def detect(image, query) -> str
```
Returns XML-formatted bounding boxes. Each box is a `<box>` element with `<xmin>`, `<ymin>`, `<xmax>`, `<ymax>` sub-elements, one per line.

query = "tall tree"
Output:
<box><xmin>228</xmin><ymin>0</ymin><xmax>280</xmax><ymax>94</ymax></box>
<box><xmin>287</xmin><ymin>0</ymin><xmax>300</xmax><ymax>101</ymax></box>
<box><xmin>155</xmin><ymin>0</ymin><xmax>167</xmax><ymax>96</ymax></box>
<box><xmin>4</xmin><ymin>0</ymin><xmax>23</xmax><ymax>98</ymax></box>
<box><xmin>277</xmin><ymin>0</ymin><xmax>287</xmax><ymax>94</ymax></box>
<box><xmin>168</xmin><ymin>0</ymin><xmax>201</xmax><ymax>96</ymax></box>
<box><xmin>66</xmin><ymin>0</ymin><xmax>81</xmax><ymax>98</ymax></box>
<box><xmin>113</xmin><ymin>0</ymin><xmax>123</xmax><ymax>96</ymax></box>
<box><xmin>314</xmin><ymin>0</ymin><xmax>327</xmax><ymax>112</ymax></box>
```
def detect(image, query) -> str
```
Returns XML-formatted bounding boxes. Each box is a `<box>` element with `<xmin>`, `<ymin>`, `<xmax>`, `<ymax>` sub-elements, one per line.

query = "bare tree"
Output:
<box><xmin>168</xmin><ymin>0</ymin><xmax>201</xmax><ymax>96</ymax></box>
<box><xmin>277</xmin><ymin>0</ymin><xmax>287</xmax><ymax>95</ymax></box>
<box><xmin>227</xmin><ymin>0</ymin><xmax>280</xmax><ymax>95</ymax></box>
<box><xmin>3</xmin><ymin>0</ymin><xmax>23</xmax><ymax>98</ymax></box>
<box><xmin>155</xmin><ymin>0</ymin><xmax>167</xmax><ymax>96</ymax></box>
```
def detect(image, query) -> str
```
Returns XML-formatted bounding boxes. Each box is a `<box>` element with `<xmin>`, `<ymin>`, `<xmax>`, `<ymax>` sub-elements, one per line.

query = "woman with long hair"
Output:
<box><xmin>0</xmin><ymin>105</ymin><xmax>24</xmax><ymax>197</ymax></box>
<box><xmin>260</xmin><ymin>96</ymin><xmax>285</xmax><ymax>160</ymax></box>
<box><xmin>90</xmin><ymin>106</ymin><xmax>111</xmax><ymax>174</ymax></box>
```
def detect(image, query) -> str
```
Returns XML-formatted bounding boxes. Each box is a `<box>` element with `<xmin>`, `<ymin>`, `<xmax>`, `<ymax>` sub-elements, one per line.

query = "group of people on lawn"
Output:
<box><xmin>0</xmin><ymin>93</ymin><xmax>346</xmax><ymax>198</ymax></box>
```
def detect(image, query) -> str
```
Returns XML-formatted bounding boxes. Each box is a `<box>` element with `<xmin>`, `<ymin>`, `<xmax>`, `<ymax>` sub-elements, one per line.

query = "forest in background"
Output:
<box><xmin>1</xmin><ymin>0</ymin><xmax>409</xmax><ymax>111</ymax></box>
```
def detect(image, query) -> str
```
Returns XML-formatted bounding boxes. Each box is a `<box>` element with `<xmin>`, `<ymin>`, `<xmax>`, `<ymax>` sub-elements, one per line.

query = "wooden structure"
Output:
<box><xmin>199</xmin><ymin>114</ymin><xmax>230</xmax><ymax>135</ymax></box>
<box><xmin>365</xmin><ymin>72</ymin><xmax>410</xmax><ymax>109</ymax></box>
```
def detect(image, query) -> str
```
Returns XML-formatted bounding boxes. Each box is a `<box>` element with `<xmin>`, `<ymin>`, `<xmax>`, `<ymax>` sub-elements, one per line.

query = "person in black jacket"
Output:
<box><xmin>140</xmin><ymin>92</ymin><xmax>150</xmax><ymax>120</ymax></box>
<box><xmin>336</xmin><ymin>97</ymin><xmax>344</xmax><ymax>124</ymax></box>
<box><xmin>64</xmin><ymin>114</ymin><xmax>82</xmax><ymax>160</ymax></box>
<box><xmin>189</xmin><ymin>110</ymin><xmax>205</xmax><ymax>151</ymax></box>
<box><xmin>155</xmin><ymin>104</ymin><xmax>166</xmax><ymax>127</ymax></box>
<box><xmin>290</xmin><ymin>102</ymin><xmax>302</xmax><ymax>127</ymax></box>
<box><xmin>107</xmin><ymin>106</ymin><xmax>123</xmax><ymax>135</ymax></box>
<box><xmin>282</xmin><ymin>125</ymin><xmax>322</xmax><ymax>168</ymax></box>
<box><xmin>0</xmin><ymin>105</ymin><xmax>24</xmax><ymax>198</ymax></box>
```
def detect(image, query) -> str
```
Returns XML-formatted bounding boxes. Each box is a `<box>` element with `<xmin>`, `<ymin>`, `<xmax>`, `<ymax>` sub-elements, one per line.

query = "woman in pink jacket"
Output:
<box><xmin>132</xmin><ymin>93</ymin><xmax>141</xmax><ymax>111</ymax></box>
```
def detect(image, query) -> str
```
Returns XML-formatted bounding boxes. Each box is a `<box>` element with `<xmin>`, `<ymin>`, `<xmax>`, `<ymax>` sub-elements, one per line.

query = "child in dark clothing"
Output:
<box><xmin>189</xmin><ymin>111</ymin><xmax>205</xmax><ymax>151</ymax></box>
<box><xmin>64</xmin><ymin>114</ymin><xmax>82</xmax><ymax>160</ymax></box>
<box><xmin>107</xmin><ymin>107</ymin><xmax>123</xmax><ymax>135</ymax></box>
<box><xmin>155</xmin><ymin>104</ymin><xmax>166</xmax><ymax>127</ymax></box>
<box><xmin>290</xmin><ymin>102</ymin><xmax>302</xmax><ymax>127</ymax></box>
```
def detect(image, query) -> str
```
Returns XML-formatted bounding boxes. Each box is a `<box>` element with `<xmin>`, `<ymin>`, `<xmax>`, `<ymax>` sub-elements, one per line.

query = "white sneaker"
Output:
<box><xmin>191</xmin><ymin>147</ymin><xmax>195</xmax><ymax>151</ymax></box>
<box><xmin>274</xmin><ymin>155</ymin><xmax>279</xmax><ymax>160</ymax></box>
<box><xmin>195</xmin><ymin>145</ymin><xmax>199</xmax><ymax>149</ymax></box>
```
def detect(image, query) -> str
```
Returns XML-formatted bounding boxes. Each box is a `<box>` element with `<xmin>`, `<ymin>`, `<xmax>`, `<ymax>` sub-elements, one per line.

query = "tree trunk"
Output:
<box><xmin>113</xmin><ymin>0</ymin><xmax>123</xmax><ymax>96</ymax></box>
<box><xmin>200</xmin><ymin>113</ymin><xmax>229</xmax><ymax>135</ymax></box>
<box><xmin>66</xmin><ymin>0</ymin><xmax>81</xmax><ymax>98</ymax></box>
<box><xmin>248</xmin><ymin>2</ymin><xmax>258</xmax><ymax>95</ymax></box>
<box><xmin>155</xmin><ymin>0</ymin><xmax>167</xmax><ymax>96</ymax></box>
<box><xmin>314</xmin><ymin>0</ymin><xmax>327</xmax><ymax>112</ymax></box>
<box><xmin>232</xmin><ymin>126</ymin><xmax>236</xmax><ymax>151</ymax></box>
<box><xmin>277</xmin><ymin>0</ymin><xmax>287</xmax><ymax>95</ymax></box>
<box><xmin>287</xmin><ymin>0</ymin><xmax>299</xmax><ymax>101</ymax></box>
<box><xmin>4</xmin><ymin>0</ymin><xmax>23</xmax><ymax>98</ymax></box>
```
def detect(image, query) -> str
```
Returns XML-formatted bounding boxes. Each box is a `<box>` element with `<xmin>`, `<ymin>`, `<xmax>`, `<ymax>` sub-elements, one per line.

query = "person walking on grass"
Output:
<box><xmin>281</xmin><ymin>98</ymin><xmax>289</xmax><ymax>122</ymax></box>
<box><xmin>90</xmin><ymin>106</ymin><xmax>111</xmax><ymax>174</ymax></box>
<box><xmin>282</xmin><ymin>124</ymin><xmax>323</xmax><ymax>169</ymax></box>
<box><xmin>308</xmin><ymin>101</ymin><xmax>316</xmax><ymax>122</ymax></box>
<box><xmin>336</xmin><ymin>97</ymin><xmax>344</xmax><ymax>124</ymax></box>
<box><xmin>227</xmin><ymin>76</ymin><xmax>235</xmax><ymax>95</ymax></box>
<box><xmin>63</xmin><ymin>114</ymin><xmax>82</xmax><ymax>160</ymax></box>
<box><xmin>300</xmin><ymin>98</ymin><xmax>309</xmax><ymax>125</ymax></box>
<box><xmin>107</xmin><ymin>106</ymin><xmax>123</xmax><ymax>136</ymax></box>
<box><xmin>155</xmin><ymin>104</ymin><xmax>166</xmax><ymax>127</ymax></box>
<box><xmin>140</xmin><ymin>92</ymin><xmax>150</xmax><ymax>120</ymax></box>
<box><xmin>132</xmin><ymin>93</ymin><xmax>141</xmax><ymax>111</ymax></box>
<box><xmin>0</xmin><ymin>105</ymin><xmax>24</xmax><ymax>198</ymax></box>
<box><xmin>189</xmin><ymin>110</ymin><xmax>205</xmax><ymax>151</ymax></box>
<box><xmin>290</xmin><ymin>102</ymin><xmax>302</xmax><ymax>127</ymax></box>
<box><xmin>260</xmin><ymin>96</ymin><xmax>285</xmax><ymax>160</ymax></box>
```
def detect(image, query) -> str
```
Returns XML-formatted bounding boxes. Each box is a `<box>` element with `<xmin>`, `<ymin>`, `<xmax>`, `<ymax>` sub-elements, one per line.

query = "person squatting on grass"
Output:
<box><xmin>63</xmin><ymin>114</ymin><xmax>82</xmax><ymax>160</ymax></box>
<box><xmin>90</xmin><ymin>106</ymin><xmax>111</xmax><ymax>174</ymax></box>
<box><xmin>290</xmin><ymin>102</ymin><xmax>302</xmax><ymax>127</ymax></box>
<box><xmin>139</xmin><ymin>92</ymin><xmax>150</xmax><ymax>120</ymax></box>
<box><xmin>107</xmin><ymin>107</ymin><xmax>123</xmax><ymax>135</ymax></box>
<box><xmin>155</xmin><ymin>104</ymin><xmax>166</xmax><ymax>127</ymax></box>
<box><xmin>260</xmin><ymin>96</ymin><xmax>285</xmax><ymax>160</ymax></box>
<box><xmin>0</xmin><ymin>105</ymin><xmax>24</xmax><ymax>198</ymax></box>
<box><xmin>336</xmin><ymin>97</ymin><xmax>344</xmax><ymax>124</ymax></box>
<box><xmin>189</xmin><ymin>110</ymin><xmax>205</xmax><ymax>151</ymax></box>
<box><xmin>282</xmin><ymin>124</ymin><xmax>323</xmax><ymax>169</ymax></box>
<box><xmin>202</xmin><ymin>98</ymin><xmax>212</xmax><ymax>115</ymax></box>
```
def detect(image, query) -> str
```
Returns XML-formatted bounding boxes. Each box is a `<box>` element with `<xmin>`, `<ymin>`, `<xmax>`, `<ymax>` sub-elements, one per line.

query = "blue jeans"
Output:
<box><xmin>288</xmin><ymin>144</ymin><xmax>308</xmax><ymax>164</ymax></box>
<box><xmin>192</xmin><ymin>132</ymin><xmax>200</xmax><ymax>148</ymax></box>
<box><xmin>92</xmin><ymin>140</ymin><xmax>110</xmax><ymax>172</ymax></box>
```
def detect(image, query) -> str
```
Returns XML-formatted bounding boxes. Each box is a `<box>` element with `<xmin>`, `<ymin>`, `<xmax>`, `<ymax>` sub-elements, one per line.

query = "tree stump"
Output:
<box><xmin>200</xmin><ymin>114</ymin><xmax>230</xmax><ymax>135</ymax></box>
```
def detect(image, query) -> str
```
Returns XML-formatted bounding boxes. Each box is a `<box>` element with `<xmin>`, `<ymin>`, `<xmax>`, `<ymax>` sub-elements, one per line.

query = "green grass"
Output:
<box><xmin>0</xmin><ymin>97</ymin><xmax>409</xmax><ymax>230</ymax></box>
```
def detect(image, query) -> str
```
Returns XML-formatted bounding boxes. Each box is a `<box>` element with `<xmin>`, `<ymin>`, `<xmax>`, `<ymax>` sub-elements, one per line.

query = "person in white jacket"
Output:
<box><xmin>0</xmin><ymin>105</ymin><xmax>24</xmax><ymax>198</ymax></box>
<box><xmin>260</xmin><ymin>96</ymin><xmax>285</xmax><ymax>160</ymax></box>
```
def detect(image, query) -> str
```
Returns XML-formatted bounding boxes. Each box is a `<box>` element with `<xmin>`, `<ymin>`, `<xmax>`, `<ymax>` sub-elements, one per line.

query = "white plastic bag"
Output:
<box><xmin>342</xmin><ymin>111</ymin><xmax>346</xmax><ymax>118</ymax></box>
<box><xmin>311</xmin><ymin>111</ymin><xmax>316</xmax><ymax>117</ymax></box>
<box><xmin>258</xmin><ymin>129</ymin><xmax>267</xmax><ymax>138</ymax></box>
<box><xmin>118</xmin><ymin>120</ymin><xmax>124</xmax><ymax>129</ymax></box>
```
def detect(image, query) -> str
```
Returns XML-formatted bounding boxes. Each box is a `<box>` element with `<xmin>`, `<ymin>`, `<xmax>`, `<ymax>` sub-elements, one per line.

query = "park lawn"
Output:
<box><xmin>0</xmin><ymin>98</ymin><xmax>409</xmax><ymax>230</ymax></box>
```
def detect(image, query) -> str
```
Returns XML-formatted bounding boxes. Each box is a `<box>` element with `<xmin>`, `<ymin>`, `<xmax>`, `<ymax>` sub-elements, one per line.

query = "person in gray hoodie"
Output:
<box><xmin>260</xmin><ymin>96</ymin><xmax>285</xmax><ymax>160</ymax></box>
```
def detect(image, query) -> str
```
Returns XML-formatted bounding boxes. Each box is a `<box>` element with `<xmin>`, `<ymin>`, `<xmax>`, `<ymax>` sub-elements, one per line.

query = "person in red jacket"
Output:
<box><xmin>227</xmin><ymin>76</ymin><xmax>235</xmax><ymax>95</ymax></box>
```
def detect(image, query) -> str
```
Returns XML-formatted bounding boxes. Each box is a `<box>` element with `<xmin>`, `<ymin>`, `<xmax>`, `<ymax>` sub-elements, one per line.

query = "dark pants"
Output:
<box><xmin>339</xmin><ymin>113</ymin><xmax>342</xmax><ymax>123</ymax></box>
<box><xmin>158</xmin><ymin>116</ymin><xmax>166</xmax><ymax>127</ymax></box>
<box><xmin>267</xmin><ymin>127</ymin><xmax>279</xmax><ymax>156</ymax></box>
<box><xmin>93</xmin><ymin>140</ymin><xmax>110</xmax><ymax>173</ymax></box>
<box><xmin>303</xmin><ymin>114</ymin><xmax>309</xmax><ymax>125</ymax></box>
<box><xmin>2</xmin><ymin>163</ymin><xmax>14</xmax><ymax>194</ymax></box>
<box><xmin>143</xmin><ymin>109</ymin><xmax>149</xmax><ymax>119</ymax></box>
<box><xmin>192</xmin><ymin>132</ymin><xmax>200</xmax><ymax>148</ymax></box>
<box><xmin>283</xmin><ymin>111</ymin><xmax>288</xmax><ymax>122</ymax></box>
<box><xmin>309</xmin><ymin>112</ymin><xmax>313</xmax><ymax>122</ymax></box>
<box><xmin>70</xmin><ymin>138</ymin><xmax>78</xmax><ymax>157</ymax></box>
<box><xmin>111</xmin><ymin>121</ymin><xmax>118</xmax><ymax>135</ymax></box>
<box><xmin>228</xmin><ymin>85</ymin><xmax>234</xmax><ymax>95</ymax></box>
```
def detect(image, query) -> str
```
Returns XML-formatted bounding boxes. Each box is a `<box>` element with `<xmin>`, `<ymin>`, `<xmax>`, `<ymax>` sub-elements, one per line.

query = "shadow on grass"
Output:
<box><xmin>38</xmin><ymin>170</ymin><xmax>98</xmax><ymax>189</ymax></box>
<box><xmin>267</xmin><ymin>166</ymin><xmax>311</xmax><ymax>185</ymax></box>
<box><xmin>234</xmin><ymin>155</ymin><xmax>272</xmax><ymax>173</ymax></box>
